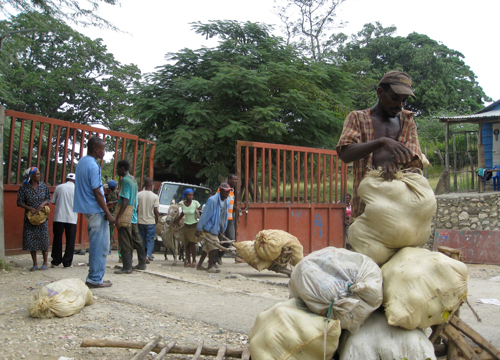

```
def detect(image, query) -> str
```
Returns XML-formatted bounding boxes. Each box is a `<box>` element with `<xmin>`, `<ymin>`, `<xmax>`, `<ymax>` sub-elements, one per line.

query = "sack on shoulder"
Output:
<box><xmin>113</xmin><ymin>203</ymin><xmax>134</xmax><ymax>227</ymax></box>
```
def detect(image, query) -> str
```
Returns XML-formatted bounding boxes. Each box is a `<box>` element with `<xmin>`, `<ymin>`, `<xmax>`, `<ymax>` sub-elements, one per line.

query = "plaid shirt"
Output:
<box><xmin>336</xmin><ymin>109</ymin><xmax>423</xmax><ymax>217</ymax></box>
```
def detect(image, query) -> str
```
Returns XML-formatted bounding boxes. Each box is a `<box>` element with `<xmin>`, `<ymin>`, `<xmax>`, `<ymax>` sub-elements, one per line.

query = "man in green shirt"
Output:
<box><xmin>114</xmin><ymin>160</ymin><xmax>148</xmax><ymax>274</ymax></box>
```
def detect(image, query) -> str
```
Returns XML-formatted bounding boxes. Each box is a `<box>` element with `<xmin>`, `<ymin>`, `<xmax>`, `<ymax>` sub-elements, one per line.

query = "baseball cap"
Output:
<box><xmin>379</xmin><ymin>70</ymin><xmax>416</xmax><ymax>99</ymax></box>
<box><xmin>107</xmin><ymin>180</ymin><xmax>117</xmax><ymax>190</ymax></box>
<box><xmin>66</xmin><ymin>173</ymin><xmax>76</xmax><ymax>180</ymax></box>
<box><xmin>219</xmin><ymin>183</ymin><xmax>231</xmax><ymax>191</ymax></box>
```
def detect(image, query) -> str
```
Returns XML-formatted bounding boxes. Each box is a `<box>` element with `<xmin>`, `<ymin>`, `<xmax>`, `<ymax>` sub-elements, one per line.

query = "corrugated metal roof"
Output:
<box><xmin>437</xmin><ymin>109</ymin><xmax>500</xmax><ymax>122</ymax></box>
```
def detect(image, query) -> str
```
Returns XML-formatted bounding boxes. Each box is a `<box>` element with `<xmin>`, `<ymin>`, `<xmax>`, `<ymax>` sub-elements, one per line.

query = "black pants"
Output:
<box><xmin>51</xmin><ymin>221</ymin><xmax>77</xmax><ymax>267</ymax></box>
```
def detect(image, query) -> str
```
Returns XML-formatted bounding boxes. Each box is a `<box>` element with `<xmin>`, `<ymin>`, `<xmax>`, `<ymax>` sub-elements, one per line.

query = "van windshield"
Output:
<box><xmin>159</xmin><ymin>184</ymin><xmax>211</xmax><ymax>206</ymax></box>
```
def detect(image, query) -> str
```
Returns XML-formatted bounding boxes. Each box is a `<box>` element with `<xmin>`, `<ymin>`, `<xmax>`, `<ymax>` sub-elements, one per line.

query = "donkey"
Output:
<box><xmin>157</xmin><ymin>204</ymin><xmax>185</xmax><ymax>265</ymax></box>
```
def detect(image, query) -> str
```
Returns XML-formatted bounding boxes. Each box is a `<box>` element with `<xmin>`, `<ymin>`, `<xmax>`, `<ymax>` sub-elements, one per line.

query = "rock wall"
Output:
<box><xmin>429</xmin><ymin>192</ymin><xmax>500</xmax><ymax>246</ymax></box>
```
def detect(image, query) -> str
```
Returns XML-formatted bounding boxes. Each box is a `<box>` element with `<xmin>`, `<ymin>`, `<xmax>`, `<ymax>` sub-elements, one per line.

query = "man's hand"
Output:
<box><xmin>30</xmin><ymin>207</ymin><xmax>38</xmax><ymax>214</ymax></box>
<box><xmin>195</xmin><ymin>230</ymin><xmax>201</xmax><ymax>237</ymax></box>
<box><xmin>114</xmin><ymin>215</ymin><xmax>120</xmax><ymax>229</ymax></box>
<box><xmin>380</xmin><ymin>137</ymin><xmax>414</xmax><ymax>165</ymax></box>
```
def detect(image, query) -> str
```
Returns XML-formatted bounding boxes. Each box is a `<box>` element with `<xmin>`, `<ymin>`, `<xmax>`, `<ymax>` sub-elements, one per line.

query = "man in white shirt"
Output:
<box><xmin>51</xmin><ymin>173</ymin><xmax>78</xmax><ymax>268</ymax></box>
<box><xmin>137</xmin><ymin>178</ymin><xmax>160</xmax><ymax>262</ymax></box>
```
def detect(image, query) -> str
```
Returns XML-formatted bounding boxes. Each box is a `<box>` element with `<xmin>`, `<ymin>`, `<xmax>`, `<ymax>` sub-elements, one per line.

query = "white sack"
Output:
<box><xmin>29</xmin><ymin>278</ymin><xmax>94</xmax><ymax>318</ymax></box>
<box><xmin>349</xmin><ymin>170</ymin><xmax>437</xmax><ymax>265</ymax></box>
<box><xmin>249</xmin><ymin>298</ymin><xmax>341</xmax><ymax>360</ymax></box>
<box><xmin>338</xmin><ymin>311</ymin><xmax>436</xmax><ymax>360</ymax></box>
<box><xmin>289</xmin><ymin>247</ymin><xmax>383</xmax><ymax>333</ymax></box>
<box><xmin>382</xmin><ymin>247</ymin><xmax>469</xmax><ymax>329</ymax></box>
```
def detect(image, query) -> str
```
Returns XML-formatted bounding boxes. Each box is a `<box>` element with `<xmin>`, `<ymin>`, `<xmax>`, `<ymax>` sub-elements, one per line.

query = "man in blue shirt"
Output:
<box><xmin>74</xmin><ymin>136</ymin><xmax>115</xmax><ymax>288</ymax></box>
<box><xmin>114</xmin><ymin>160</ymin><xmax>148</xmax><ymax>274</ymax></box>
<box><xmin>195</xmin><ymin>183</ymin><xmax>230</xmax><ymax>273</ymax></box>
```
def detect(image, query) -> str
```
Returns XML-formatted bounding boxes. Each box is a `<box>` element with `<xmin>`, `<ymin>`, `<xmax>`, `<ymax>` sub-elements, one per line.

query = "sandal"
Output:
<box><xmin>39</xmin><ymin>265</ymin><xmax>48</xmax><ymax>270</ymax></box>
<box><xmin>207</xmin><ymin>267</ymin><xmax>221</xmax><ymax>273</ymax></box>
<box><xmin>29</xmin><ymin>266</ymin><xmax>38</xmax><ymax>272</ymax></box>
<box><xmin>196</xmin><ymin>266</ymin><xmax>207</xmax><ymax>271</ymax></box>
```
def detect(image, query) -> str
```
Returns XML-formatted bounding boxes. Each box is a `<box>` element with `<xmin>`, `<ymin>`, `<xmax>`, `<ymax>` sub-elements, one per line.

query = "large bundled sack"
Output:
<box><xmin>29</xmin><ymin>278</ymin><xmax>94</xmax><ymax>318</ymax></box>
<box><xmin>289</xmin><ymin>247</ymin><xmax>383</xmax><ymax>333</ymax></box>
<box><xmin>249</xmin><ymin>298</ymin><xmax>341</xmax><ymax>360</ymax></box>
<box><xmin>349</xmin><ymin>170</ymin><xmax>437</xmax><ymax>265</ymax></box>
<box><xmin>338</xmin><ymin>311</ymin><xmax>436</xmax><ymax>360</ymax></box>
<box><xmin>382</xmin><ymin>247</ymin><xmax>469</xmax><ymax>329</ymax></box>
<box><xmin>233</xmin><ymin>241</ymin><xmax>273</xmax><ymax>271</ymax></box>
<box><xmin>254</xmin><ymin>229</ymin><xmax>303</xmax><ymax>265</ymax></box>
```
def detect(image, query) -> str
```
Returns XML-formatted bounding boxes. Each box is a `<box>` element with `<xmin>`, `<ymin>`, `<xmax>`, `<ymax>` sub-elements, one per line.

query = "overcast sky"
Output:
<box><xmin>79</xmin><ymin>0</ymin><xmax>499</xmax><ymax>107</ymax></box>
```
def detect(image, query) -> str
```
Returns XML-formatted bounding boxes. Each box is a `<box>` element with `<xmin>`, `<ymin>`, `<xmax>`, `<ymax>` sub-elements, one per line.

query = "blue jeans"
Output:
<box><xmin>138</xmin><ymin>223</ymin><xmax>156</xmax><ymax>259</ymax></box>
<box><xmin>84</xmin><ymin>213</ymin><xmax>110</xmax><ymax>285</ymax></box>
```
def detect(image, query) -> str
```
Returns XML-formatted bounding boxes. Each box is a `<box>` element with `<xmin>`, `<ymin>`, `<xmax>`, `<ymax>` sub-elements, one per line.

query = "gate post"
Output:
<box><xmin>0</xmin><ymin>107</ymin><xmax>5</xmax><ymax>260</ymax></box>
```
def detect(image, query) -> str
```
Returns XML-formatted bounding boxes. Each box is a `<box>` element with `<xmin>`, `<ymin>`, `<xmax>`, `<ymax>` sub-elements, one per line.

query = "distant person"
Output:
<box><xmin>137</xmin><ymin>178</ymin><xmax>160</xmax><ymax>263</ymax></box>
<box><xmin>344</xmin><ymin>193</ymin><xmax>352</xmax><ymax>249</ymax></box>
<box><xmin>195</xmin><ymin>183</ymin><xmax>231</xmax><ymax>273</ymax></box>
<box><xmin>17</xmin><ymin>167</ymin><xmax>50</xmax><ymax>271</ymax></box>
<box><xmin>336</xmin><ymin>70</ymin><xmax>423</xmax><ymax>218</ymax></box>
<box><xmin>215</xmin><ymin>173</ymin><xmax>237</xmax><ymax>265</ymax></box>
<box><xmin>174</xmin><ymin>188</ymin><xmax>202</xmax><ymax>267</ymax></box>
<box><xmin>74</xmin><ymin>136</ymin><xmax>116</xmax><ymax>288</ymax></box>
<box><xmin>50</xmin><ymin>173</ymin><xmax>78</xmax><ymax>268</ymax></box>
<box><xmin>105</xmin><ymin>179</ymin><xmax>119</xmax><ymax>256</ymax></box>
<box><xmin>114</xmin><ymin>160</ymin><xmax>148</xmax><ymax>274</ymax></box>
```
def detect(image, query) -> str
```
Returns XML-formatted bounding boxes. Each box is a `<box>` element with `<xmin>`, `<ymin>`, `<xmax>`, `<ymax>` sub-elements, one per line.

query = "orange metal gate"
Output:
<box><xmin>235</xmin><ymin>141</ymin><xmax>347</xmax><ymax>254</ymax></box>
<box><xmin>3</xmin><ymin>110</ymin><xmax>156</xmax><ymax>255</ymax></box>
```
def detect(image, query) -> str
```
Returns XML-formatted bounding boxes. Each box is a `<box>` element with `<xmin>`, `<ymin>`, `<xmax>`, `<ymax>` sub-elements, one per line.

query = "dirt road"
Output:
<box><xmin>0</xmin><ymin>251</ymin><xmax>499</xmax><ymax>360</ymax></box>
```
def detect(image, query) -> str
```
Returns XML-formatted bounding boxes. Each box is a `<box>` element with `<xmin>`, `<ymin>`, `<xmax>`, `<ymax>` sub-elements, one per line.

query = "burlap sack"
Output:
<box><xmin>349</xmin><ymin>170</ymin><xmax>436</xmax><ymax>265</ymax></box>
<box><xmin>249</xmin><ymin>298</ymin><xmax>341</xmax><ymax>360</ymax></box>
<box><xmin>338</xmin><ymin>311</ymin><xmax>436</xmax><ymax>360</ymax></box>
<box><xmin>29</xmin><ymin>278</ymin><xmax>94</xmax><ymax>318</ymax></box>
<box><xmin>233</xmin><ymin>241</ymin><xmax>273</xmax><ymax>271</ymax></box>
<box><xmin>254</xmin><ymin>229</ymin><xmax>303</xmax><ymax>265</ymax></box>
<box><xmin>382</xmin><ymin>247</ymin><xmax>468</xmax><ymax>329</ymax></box>
<box><xmin>289</xmin><ymin>247</ymin><xmax>383</xmax><ymax>333</ymax></box>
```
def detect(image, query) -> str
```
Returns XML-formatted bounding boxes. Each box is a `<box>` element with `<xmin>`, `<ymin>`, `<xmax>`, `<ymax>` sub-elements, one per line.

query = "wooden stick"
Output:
<box><xmin>430</xmin><ymin>323</ymin><xmax>448</xmax><ymax>344</ymax></box>
<box><xmin>81</xmin><ymin>339</ymin><xmax>244</xmax><ymax>358</ymax></box>
<box><xmin>201</xmin><ymin>235</ymin><xmax>238</xmax><ymax>254</ymax></box>
<box><xmin>450</xmin><ymin>316</ymin><xmax>499</xmax><ymax>360</ymax></box>
<box><xmin>466</xmin><ymin>298</ymin><xmax>482</xmax><ymax>323</ymax></box>
<box><xmin>192</xmin><ymin>340</ymin><xmax>204</xmax><ymax>360</ymax></box>
<box><xmin>131</xmin><ymin>335</ymin><xmax>162</xmax><ymax>360</ymax></box>
<box><xmin>155</xmin><ymin>341</ymin><xmax>176</xmax><ymax>360</ymax></box>
<box><xmin>215</xmin><ymin>345</ymin><xmax>227</xmax><ymax>360</ymax></box>
<box><xmin>444</xmin><ymin>325</ymin><xmax>481</xmax><ymax>360</ymax></box>
<box><xmin>241</xmin><ymin>346</ymin><xmax>251</xmax><ymax>360</ymax></box>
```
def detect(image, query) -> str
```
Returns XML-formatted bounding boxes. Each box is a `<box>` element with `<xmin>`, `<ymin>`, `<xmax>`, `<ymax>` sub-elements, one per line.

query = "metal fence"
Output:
<box><xmin>449</xmin><ymin>131</ymin><xmax>478</xmax><ymax>192</ymax></box>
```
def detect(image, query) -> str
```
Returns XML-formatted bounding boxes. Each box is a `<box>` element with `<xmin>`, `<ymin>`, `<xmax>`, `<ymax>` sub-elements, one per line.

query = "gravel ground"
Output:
<box><xmin>1</xmin><ymin>251</ymin><xmax>499</xmax><ymax>360</ymax></box>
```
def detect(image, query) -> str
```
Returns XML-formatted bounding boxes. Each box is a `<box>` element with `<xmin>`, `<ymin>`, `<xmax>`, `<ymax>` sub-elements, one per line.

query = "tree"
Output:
<box><xmin>0</xmin><ymin>0</ymin><xmax>118</xmax><ymax>28</ymax></box>
<box><xmin>0</xmin><ymin>12</ymin><xmax>140</xmax><ymax>127</ymax></box>
<box><xmin>274</xmin><ymin>0</ymin><xmax>348</xmax><ymax>61</ymax></box>
<box><xmin>335</xmin><ymin>23</ymin><xmax>491</xmax><ymax>115</ymax></box>
<box><xmin>131</xmin><ymin>20</ymin><xmax>356</xmax><ymax>185</ymax></box>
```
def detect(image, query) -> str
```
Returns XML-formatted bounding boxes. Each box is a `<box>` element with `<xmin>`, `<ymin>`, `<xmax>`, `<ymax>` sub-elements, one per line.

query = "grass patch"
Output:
<box><xmin>0</xmin><ymin>259</ymin><xmax>11</xmax><ymax>271</ymax></box>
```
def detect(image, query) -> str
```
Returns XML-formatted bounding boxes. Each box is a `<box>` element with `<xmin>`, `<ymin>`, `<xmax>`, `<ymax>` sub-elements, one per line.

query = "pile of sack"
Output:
<box><xmin>233</xmin><ymin>229</ymin><xmax>303</xmax><ymax>271</ymax></box>
<box><xmin>249</xmin><ymin>171</ymin><xmax>469</xmax><ymax>360</ymax></box>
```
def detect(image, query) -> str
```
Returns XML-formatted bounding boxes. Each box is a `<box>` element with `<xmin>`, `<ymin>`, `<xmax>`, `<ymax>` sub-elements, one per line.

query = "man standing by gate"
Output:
<box><xmin>336</xmin><ymin>70</ymin><xmax>423</xmax><ymax>218</ymax></box>
<box><xmin>74</xmin><ymin>136</ymin><xmax>115</xmax><ymax>288</ymax></box>
<box><xmin>215</xmin><ymin>174</ymin><xmax>237</xmax><ymax>265</ymax></box>
<box><xmin>137</xmin><ymin>178</ymin><xmax>159</xmax><ymax>262</ymax></box>
<box><xmin>50</xmin><ymin>173</ymin><xmax>77</xmax><ymax>268</ymax></box>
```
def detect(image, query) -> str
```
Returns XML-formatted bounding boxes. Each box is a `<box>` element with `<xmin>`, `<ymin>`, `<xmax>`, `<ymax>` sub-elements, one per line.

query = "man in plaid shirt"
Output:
<box><xmin>336</xmin><ymin>71</ymin><xmax>423</xmax><ymax>218</ymax></box>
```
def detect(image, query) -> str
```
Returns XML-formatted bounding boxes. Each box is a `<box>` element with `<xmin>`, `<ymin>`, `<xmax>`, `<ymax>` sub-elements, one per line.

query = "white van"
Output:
<box><xmin>157</xmin><ymin>181</ymin><xmax>212</xmax><ymax>214</ymax></box>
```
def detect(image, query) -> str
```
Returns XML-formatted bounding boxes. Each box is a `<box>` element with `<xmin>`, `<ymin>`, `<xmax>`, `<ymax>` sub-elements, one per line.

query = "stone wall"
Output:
<box><xmin>429</xmin><ymin>192</ymin><xmax>500</xmax><ymax>246</ymax></box>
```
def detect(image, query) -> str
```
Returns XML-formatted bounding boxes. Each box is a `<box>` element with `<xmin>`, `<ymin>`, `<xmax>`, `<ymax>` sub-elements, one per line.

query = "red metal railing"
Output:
<box><xmin>235</xmin><ymin>141</ymin><xmax>348</xmax><ymax>253</ymax></box>
<box><xmin>3</xmin><ymin>109</ymin><xmax>156</xmax><ymax>254</ymax></box>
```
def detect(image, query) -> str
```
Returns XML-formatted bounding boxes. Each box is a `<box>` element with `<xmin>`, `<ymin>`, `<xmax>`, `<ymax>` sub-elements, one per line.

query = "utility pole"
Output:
<box><xmin>0</xmin><ymin>28</ymin><xmax>37</xmax><ymax>52</ymax></box>
<box><xmin>0</xmin><ymin>107</ymin><xmax>5</xmax><ymax>260</ymax></box>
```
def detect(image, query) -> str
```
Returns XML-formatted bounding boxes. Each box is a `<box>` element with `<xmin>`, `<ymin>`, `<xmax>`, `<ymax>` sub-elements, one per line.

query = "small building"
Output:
<box><xmin>438</xmin><ymin>99</ymin><xmax>500</xmax><ymax>192</ymax></box>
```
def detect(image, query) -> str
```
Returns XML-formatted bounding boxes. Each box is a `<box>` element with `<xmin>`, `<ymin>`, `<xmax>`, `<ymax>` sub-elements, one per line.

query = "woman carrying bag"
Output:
<box><xmin>17</xmin><ymin>167</ymin><xmax>51</xmax><ymax>271</ymax></box>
